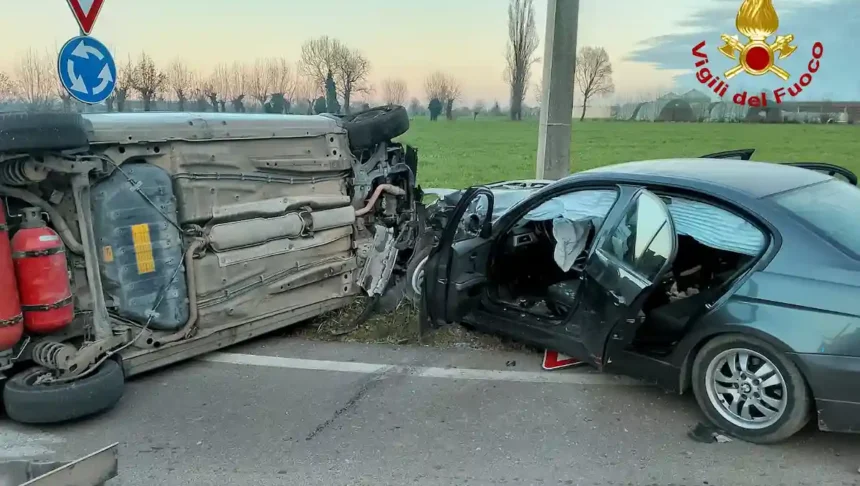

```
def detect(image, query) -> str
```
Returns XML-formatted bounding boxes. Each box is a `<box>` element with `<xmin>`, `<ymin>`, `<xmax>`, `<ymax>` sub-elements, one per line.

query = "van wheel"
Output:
<box><xmin>692</xmin><ymin>334</ymin><xmax>811</xmax><ymax>444</ymax></box>
<box><xmin>343</xmin><ymin>105</ymin><xmax>409</xmax><ymax>151</ymax></box>
<box><xmin>0</xmin><ymin>112</ymin><xmax>89</xmax><ymax>153</ymax></box>
<box><xmin>3</xmin><ymin>360</ymin><xmax>125</xmax><ymax>424</ymax></box>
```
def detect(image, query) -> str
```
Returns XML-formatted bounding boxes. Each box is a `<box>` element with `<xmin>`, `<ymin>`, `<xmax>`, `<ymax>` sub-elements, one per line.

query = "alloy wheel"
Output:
<box><xmin>704</xmin><ymin>348</ymin><xmax>787</xmax><ymax>430</ymax></box>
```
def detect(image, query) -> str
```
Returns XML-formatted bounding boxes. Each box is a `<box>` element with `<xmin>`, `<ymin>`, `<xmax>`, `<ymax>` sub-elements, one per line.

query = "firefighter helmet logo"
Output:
<box><xmin>717</xmin><ymin>0</ymin><xmax>798</xmax><ymax>81</ymax></box>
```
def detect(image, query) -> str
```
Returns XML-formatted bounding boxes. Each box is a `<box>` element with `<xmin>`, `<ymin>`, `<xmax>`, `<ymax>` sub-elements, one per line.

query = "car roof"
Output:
<box><xmin>584</xmin><ymin>158</ymin><xmax>831</xmax><ymax>198</ymax></box>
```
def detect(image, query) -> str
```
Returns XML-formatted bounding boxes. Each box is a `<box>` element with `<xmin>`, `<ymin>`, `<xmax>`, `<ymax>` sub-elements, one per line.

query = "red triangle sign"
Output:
<box><xmin>67</xmin><ymin>0</ymin><xmax>106</xmax><ymax>35</ymax></box>
<box><xmin>542</xmin><ymin>350</ymin><xmax>584</xmax><ymax>371</ymax></box>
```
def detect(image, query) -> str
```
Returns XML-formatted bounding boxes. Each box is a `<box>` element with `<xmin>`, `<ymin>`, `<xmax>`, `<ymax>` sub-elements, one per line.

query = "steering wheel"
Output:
<box><xmin>539</xmin><ymin>220</ymin><xmax>556</xmax><ymax>244</ymax></box>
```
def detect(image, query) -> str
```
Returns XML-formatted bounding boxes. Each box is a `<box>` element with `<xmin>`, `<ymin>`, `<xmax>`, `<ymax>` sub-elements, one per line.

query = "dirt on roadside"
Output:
<box><xmin>288</xmin><ymin>297</ymin><xmax>529</xmax><ymax>352</ymax></box>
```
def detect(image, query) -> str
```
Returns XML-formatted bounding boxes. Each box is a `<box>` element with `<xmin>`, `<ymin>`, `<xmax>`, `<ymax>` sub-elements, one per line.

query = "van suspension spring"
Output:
<box><xmin>31</xmin><ymin>341</ymin><xmax>76</xmax><ymax>370</ymax></box>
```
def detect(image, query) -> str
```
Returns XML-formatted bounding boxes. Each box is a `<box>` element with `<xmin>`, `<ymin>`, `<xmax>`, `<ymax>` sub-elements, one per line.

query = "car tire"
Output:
<box><xmin>0</xmin><ymin>112</ymin><xmax>90</xmax><ymax>153</ymax></box>
<box><xmin>343</xmin><ymin>105</ymin><xmax>410</xmax><ymax>151</ymax></box>
<box><xmin>3</xmin><ymin>360</ymin><xmax>125</xmax><ymax>424</ymax></box>
<box><xmin>404</xmin><ymin>243</ymin><xmax>433</xmax><ymax>304</ymax></box>
<box><xmin>692</xmin><ymin>334</ymin><xmax>811</xmax><ymax>444</ymax></box>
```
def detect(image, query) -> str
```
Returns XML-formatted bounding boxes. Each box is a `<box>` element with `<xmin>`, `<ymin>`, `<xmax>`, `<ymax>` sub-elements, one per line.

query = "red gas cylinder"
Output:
<box><xmin>0</xmin><ymin>200</ymin><xmax>24</xmax><ymax>350</ymax></box>
<box><xmin>11</xmin><ymin>207</ymin><xmax>74</xmax><ymax>334</ymax></box>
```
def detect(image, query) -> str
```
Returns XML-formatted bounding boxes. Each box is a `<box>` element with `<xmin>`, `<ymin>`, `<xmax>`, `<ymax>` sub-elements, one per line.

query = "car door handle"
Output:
<box><xmin>608</xmin><ymin>290</ymin><xmax>626</xmax><ymax>305</ymax></box>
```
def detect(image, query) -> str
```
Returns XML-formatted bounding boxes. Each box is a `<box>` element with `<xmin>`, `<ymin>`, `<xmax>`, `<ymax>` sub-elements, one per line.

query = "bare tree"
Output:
<box><xmin>423</xmin><ymin>71</ymin><xmax>461</xmax><ymax>120</ymax></box>
<box><xmin>267</xmin><ymin>57</ymin><xmax>296</xmax><ymax>110</ymax></box>
<box><xmin>247</xmin><ymin>59</ymin><xmax>269</xmax><ymax>109</ymax></box>
<box><xmin>228</xmin><ymin>61</ymin><xmax>248</xmax><ymax>112</ymax></box>
<box><xmin>0</xmin><ymin>71</ymin><xmax>13</xmax><ymax>103</ymax></box>
<box><xmin>14</xmin><ymin>48</ymin><xmax>54</xmax><ymax>111</ymax></box>
<box><xmin>300</xmin><ymin>36</ymin><xmax>373</xmax><ymax>114</ymax></box>
<box><xmin>443</xmin><ymin>77</ymin><xmax>461</xmax><ymax>120</ymax></box>
<box><xmin>106</xmin><ymin>56</ymin><xmax>132</xmax><ymax>112</ymax></box>
<box><xmin>423</xmin><ymin>71</ymin><xmax>446</xmax><ymax>102</ymax></box>
<box><xmin>533</xmin><ymin>77</ymin><xmax>543</xmax><ymax>107</ymax></box>
<box><xmin>575</xmin><ymin>46</ymin><xmax>615</xmax><ymax>121</ymax></box>
<box><xmin>505</xmin><ymin>0</ymin><xmax>540</xmax><ymax>121</ymax></box>
<box><xmin>300</xmin><ymin>36</ymin><xmax>344</xmax><ymax>93</ymax></box>
<box><xmin>472</xmin><ymin>100</ymin><xmax>486</xmax><ymax>120</ymax></box>
<box><xmin>407</xmin><ymin>97</ymin><xmax>423</xmax><ymax>117</ymax></box>
<box><xmin>382</xmin><ymin>78</ymin><xmax>408</xmax><ymax>106</ymax></box>
<box><xmin>268</xmin><ymin>59</ymin><xmax>295</xmax><ymax>96</ymax></box>
<box><xmin>293</xmin><ymin>75</ymin><xmax>317</xmax><ymax>115</ymax></box>
<box><xmin>202</xmin><ymin>82</ymin><xmax>218</xmax><ymax>112</ymax></box>
<box><xmin>130</xmin><ymin>52</ymin><xmax>167</xmax><ymax>112</ymax></box>
<box><xmin>55</xmin><ymin>79</ymin><xmax>74</xmax><ymax>112</ymax></box>
<box><xmin>167</xmin><ymin>60</ymin><xmax>193</xmax><ymax>112</ymax></box>
<box><xmin>185</xmin><ymin>71</ymin><xmax>207</xmax><ymax>112</ymax></box>
<box><xmin>210</xmin><ymin>64</ymin><xmax>231</xmax><ymax>112</ymax></box>
<box><xmin>334</xmin><ymin>48</ymin><xmax>371</xmax><ymax>114</ymax></box>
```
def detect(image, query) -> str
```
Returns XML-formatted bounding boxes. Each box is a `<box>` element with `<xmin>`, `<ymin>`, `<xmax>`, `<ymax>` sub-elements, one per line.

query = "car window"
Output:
<box><xmin>522</xmin><ymin>188</ymin><xmax>619</xmax><ymax>224</ymax></box>
<box><xmin>601</xmin><ymin>191</ymin><xmax>673</xmax><ymax>281</ymax></box>
<box><xmin>771</xmin><ymin>179</ymin><xmax>860</xmax><ymax>258</ymax></box>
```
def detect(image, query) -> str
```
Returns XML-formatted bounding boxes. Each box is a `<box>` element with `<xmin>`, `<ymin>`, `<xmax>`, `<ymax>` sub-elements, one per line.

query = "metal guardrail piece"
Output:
<box><xmin>21</xmin><ymin>443</ymin><xmax>118</xmax><ymax>486</ymax></box>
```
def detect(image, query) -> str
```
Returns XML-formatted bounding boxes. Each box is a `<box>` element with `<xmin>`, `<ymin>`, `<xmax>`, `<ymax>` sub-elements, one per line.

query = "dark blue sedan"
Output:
<box><xmin>418</xmin><ymin>150</ymin><xmax>860</xmax><ymax>443</ymax></box>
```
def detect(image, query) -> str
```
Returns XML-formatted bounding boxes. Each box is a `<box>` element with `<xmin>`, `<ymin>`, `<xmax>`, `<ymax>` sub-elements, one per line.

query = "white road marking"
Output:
<box><xmin>202</xmin><ymin>352</ymin><xmax>645</xmax><ymax>386</ymax></box>
<box><xmin>203</xmin><ymin>353</ymin><xmax>391</xmax><ymax>374</ymax></box>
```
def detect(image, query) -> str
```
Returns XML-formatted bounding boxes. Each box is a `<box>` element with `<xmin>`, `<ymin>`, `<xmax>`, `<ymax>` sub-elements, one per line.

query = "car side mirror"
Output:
<box><xmin>480</xmin><ymin>221</ymin><xmax>492</xmax><ymax>239</ymax></box>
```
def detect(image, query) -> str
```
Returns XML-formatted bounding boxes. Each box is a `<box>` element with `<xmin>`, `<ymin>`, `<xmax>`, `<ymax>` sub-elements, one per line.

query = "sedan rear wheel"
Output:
<box><xmin>692</xmin><ymin>334</ymin><xmax>811</xmax><ymax>444</ymax></box>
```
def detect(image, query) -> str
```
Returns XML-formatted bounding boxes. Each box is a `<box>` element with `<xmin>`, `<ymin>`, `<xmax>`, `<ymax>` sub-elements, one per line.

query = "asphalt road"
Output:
<box><xmin>3</xmin><ymin>336</ymin><xmax>860</xmax><ymax>486</ymax></box>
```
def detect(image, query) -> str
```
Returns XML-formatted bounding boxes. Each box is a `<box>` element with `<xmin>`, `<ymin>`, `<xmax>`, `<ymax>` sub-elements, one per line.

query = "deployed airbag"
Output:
<box><xmin>551</xmin><ymin>218</ymin><xmax>591</xmax><ymax>272</ymax></box>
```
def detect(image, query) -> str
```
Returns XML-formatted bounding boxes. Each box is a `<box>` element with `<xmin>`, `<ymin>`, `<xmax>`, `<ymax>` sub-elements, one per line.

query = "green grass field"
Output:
<box><xmin>398</xmin><ymin>118</ymin><xmax>860</xmax><ymax>189</ymax></box>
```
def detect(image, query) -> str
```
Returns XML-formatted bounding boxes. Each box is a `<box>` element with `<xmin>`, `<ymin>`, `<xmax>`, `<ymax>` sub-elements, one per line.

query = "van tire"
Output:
<box><xmin>0</xmin><ymin>112</ymin><xmax>89</xmax><ymax>153</ymax></box>
<box><xmin>3</xmin><ymin>360</ymin><xmax>125</xmax><ymax>424</ymax></box>
<box><xmin>343</xmin><ymin>105</ymin><xmax>409</xmax><ymax>151</ymax></box>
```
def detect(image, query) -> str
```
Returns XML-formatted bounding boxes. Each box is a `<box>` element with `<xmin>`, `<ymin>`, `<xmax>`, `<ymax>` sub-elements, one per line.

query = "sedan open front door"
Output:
<box><xmin>422</xmin><ymin>187</ymin><xmax>495</xmax><ymax>328</ymax></box>
<box><xmin>423</xmin><ymin>183</ymin><xmax>678</xmax><ymax>370</ymax></box>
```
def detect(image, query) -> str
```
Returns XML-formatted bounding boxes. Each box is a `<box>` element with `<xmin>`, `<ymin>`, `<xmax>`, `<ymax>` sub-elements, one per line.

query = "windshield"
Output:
<box><xmin>771</xmin><ymin>180</ymin><xmax>860</xmax><ymax>258</ymax></box>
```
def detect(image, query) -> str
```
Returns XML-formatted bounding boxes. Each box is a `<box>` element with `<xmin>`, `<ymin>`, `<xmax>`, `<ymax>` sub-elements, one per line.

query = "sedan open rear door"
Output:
<box><xmin>701</xmin><ymin>149</ymin><xmax>756</xmax><ymax>160</ymax></box>
<box><xmin>569</xmin><ymin>189</ymin><xmax>678</xmax><ymax>368</ymax></box>
<box><xmin>784</xmin><ymin>163</ymin><xmax>857</xmax><ymax>185</ymax></box>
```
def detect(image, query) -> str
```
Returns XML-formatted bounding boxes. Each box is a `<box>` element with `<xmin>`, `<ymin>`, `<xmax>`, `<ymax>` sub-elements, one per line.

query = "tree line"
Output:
<box><xmin>0</xmin><ymin>39</ymin><xmax>399</xmax><ymax>116</ymax></box>
<box><xmin>0</xmin><ymin>41</ymin><xmax>453</xmax><ymax>117</ymax></box>
<box><xmin>0</xmin><ymin>0</ymin><xmax>615</xmax><ymax>121</ymax></box>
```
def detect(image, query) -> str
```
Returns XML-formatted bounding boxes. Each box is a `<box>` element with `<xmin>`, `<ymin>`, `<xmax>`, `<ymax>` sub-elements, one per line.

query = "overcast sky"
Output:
<box><xmin>1</xmin><ymin>0</ymin><xmax>855</xmax><ymax>105</ymax></box>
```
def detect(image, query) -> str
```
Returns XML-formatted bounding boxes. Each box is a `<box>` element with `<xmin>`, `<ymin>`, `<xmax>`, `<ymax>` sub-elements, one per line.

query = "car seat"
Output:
<box><xmin>546</xmin><ymin>279</ymin><xmax>582</xmax><ymax>315</ymax></box>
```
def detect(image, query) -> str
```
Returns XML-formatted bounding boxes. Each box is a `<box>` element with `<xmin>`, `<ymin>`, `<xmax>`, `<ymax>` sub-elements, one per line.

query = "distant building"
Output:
<box><xmin>613</xmin><ymin>90</ymin><xmax>858</xmax><ymax>124</ymax></box>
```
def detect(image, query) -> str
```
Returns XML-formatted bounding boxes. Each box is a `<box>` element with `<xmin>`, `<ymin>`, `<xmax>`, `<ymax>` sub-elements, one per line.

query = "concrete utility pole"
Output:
<box><xmin>536</xmin><ymin>0</ymin><xmax>579</xmax><ymax>180</ymax></box>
